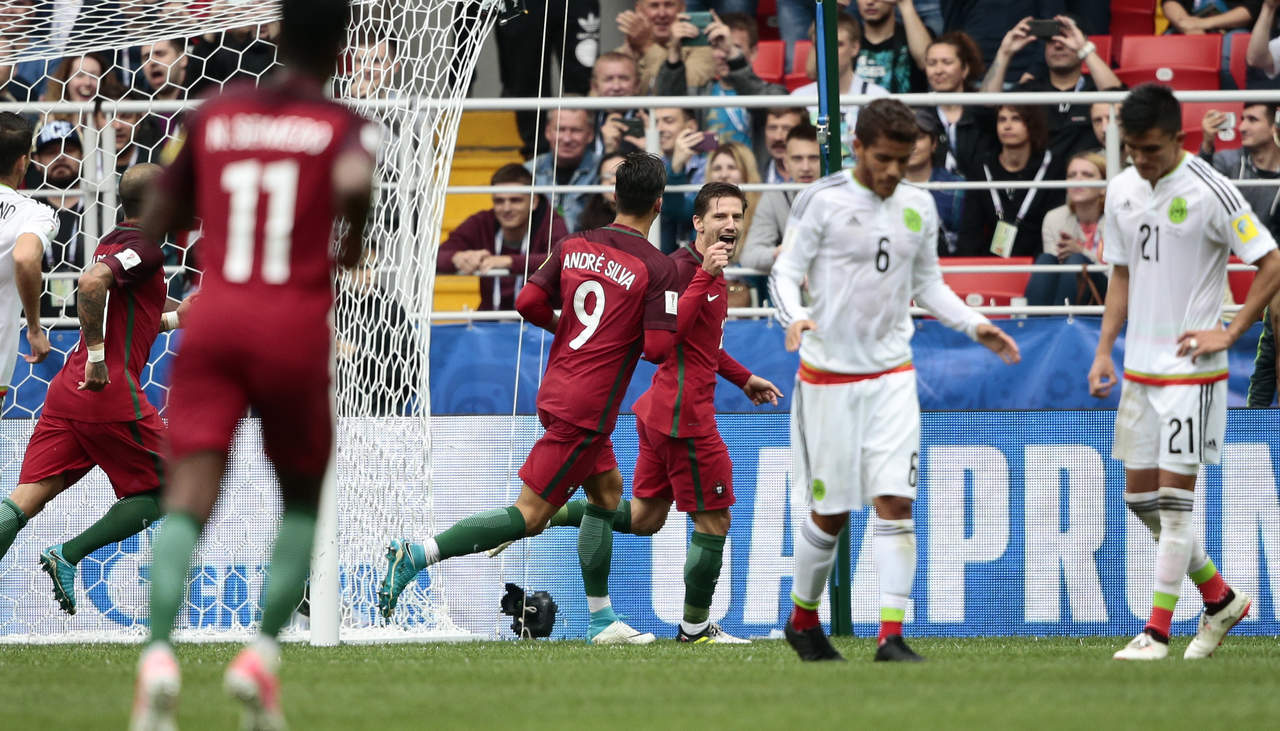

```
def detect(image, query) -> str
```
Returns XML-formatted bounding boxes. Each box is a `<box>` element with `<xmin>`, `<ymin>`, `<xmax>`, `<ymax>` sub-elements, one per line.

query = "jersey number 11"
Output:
<box><xmin>221</xmin><ymin>159</ymin><xmax>301</xmax><ymax>284</ymax></box>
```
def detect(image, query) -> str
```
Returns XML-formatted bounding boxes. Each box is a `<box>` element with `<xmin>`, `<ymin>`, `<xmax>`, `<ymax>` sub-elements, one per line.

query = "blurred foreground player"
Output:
<box><xmin>771</xmin><ymin>98</ymin><xmax>1020</xmax><ymax>662</ymax></box>
<box><xmin>131</xmin><ymin>1</ymin><xmax>378</xmax><ymax>728</ymax></box>
<box><xmin>0</xmin><ymin>164</ymin><xmax>187</xmax><ymax>615</ymax></box>
<box><xmin>1088</xmin><ymin>84</ymin><xmax>1280</xmax><ymax>661</ymax></box>
<box><xmin>377</xmin><ymin>152</ymin><xmax>678</xmax><ymax>644</ymax></box>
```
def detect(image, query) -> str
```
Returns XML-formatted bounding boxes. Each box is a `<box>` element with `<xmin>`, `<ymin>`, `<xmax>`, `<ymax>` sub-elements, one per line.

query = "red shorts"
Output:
<box><xmin>20</xmin><ymin>413</ymin><xmax>167</xmax><ymax>498</ymax></box>
<box><xmin>166</xmin><ymin>318</ymin><xmax>333</xmax><ymax>476</ymax></box>
<box><xmin>518</xmin><ymin>410</ymin><xmax>617</xmax><ymax>507</ymax></box>
<box><xmin>632</xmin><ymin>420</ymin><xmax>734</xmax><ymax>513</ymax></box>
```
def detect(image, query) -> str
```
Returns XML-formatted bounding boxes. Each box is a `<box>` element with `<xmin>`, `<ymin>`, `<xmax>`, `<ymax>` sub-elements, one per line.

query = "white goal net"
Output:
<box><xmin>0</xmin><ymin>0</ymin><xmax>497</xmax><ymax>643</ymax></box>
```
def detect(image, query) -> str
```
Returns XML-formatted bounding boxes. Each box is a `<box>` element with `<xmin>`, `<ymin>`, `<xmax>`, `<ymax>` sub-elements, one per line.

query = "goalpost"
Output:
<box><xmin>0</xmin><ymin>0</ymin><xmax>498</xmax><ymax>643</ymax></box>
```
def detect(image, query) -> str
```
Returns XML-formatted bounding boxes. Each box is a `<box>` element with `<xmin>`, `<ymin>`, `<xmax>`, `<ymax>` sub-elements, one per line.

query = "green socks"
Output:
<box><xmin>63</xmin><ymin>492</ymin><xmax>162</xmax><ymax>564</ymax></box>
<box><xmin>148</xmin><ymin>511</ymin><xmax>202</xmax><ymax>644</ymax></box>
<box><xmin>551</xmin><ymin>499</ymin><xmax>632</xmax><ymax>533</ymax></box>
<box><xmin>683</xmin><ymin>531</ymin><xmax>726</xmax><ymax>626</ymax></box>
<box><xmin>0</xmin><ymin>498</ymin><xmax>28</xmax><ymax>561</ymax></box>
<box><xmin>578</xmin><ymin>503</ymin><xmax>616</xmax><ymax>599</ymax></box>
<box><xmin>434</xmin><ymin>506</ymin><xmax>526</xmax><ymax>560</ymax></box>
<box><xmin>260</xmin><ymin>505</ymin><xmax>317</xmax><ymax>638</ymax></box>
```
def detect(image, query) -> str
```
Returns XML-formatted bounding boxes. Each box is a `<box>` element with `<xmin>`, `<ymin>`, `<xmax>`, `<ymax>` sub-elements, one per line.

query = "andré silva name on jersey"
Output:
<box><xmin>563</xmin><ymin>250</ymin><xmax>639</xmax><ymax>290</ymax></box>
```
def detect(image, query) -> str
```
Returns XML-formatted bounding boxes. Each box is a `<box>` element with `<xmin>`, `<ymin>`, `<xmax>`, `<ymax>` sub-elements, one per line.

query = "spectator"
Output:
<box><xmin>616</xmin><ymin>0</ymin><xmax>716</xmax><ymax>92</ymax></box>
<box><xmin>739</xmin><ymin>123</ymin><xmax>821</xmax><ymax>273</ymax></box>
<box><xmin>1163</xmin><ymin>0</ymin><xmax>1257</xmax><ymax>87</ymax></box>
<box><xmin>591</xmin><ymin>53</ymin><xmax>646</xmax><ymax>158</ymax></box>
<box><xmin>758</xmin><ymin>106</ymin><xmax>806</xmax><ymax>182</ymax></box>
<box><xmin>1247</xmin><ymin>0</ymin><xmax>1280</xmax><ymax>81</ymax></box>
<box><xmin>525</xmin><ymin>107</ymin><xmax>600</xmax><ymax>232</ymax></box>
<box><xmin>341</xmin><ymin>36</ymin><xmax>399</xmax><ymax>100</ymax></box>
<box><xmin>686</xmin><ymin>0</ymin><xmax>758</xmax><ymax>14</ymax></box>
<box><xmin>1200</xmin><ymin>102</ymin><xmax>1280</xmax><ymax>239</ymax></box>
<box><xmin>1024</xmin><ymin>149</ymin><xmax>1108</xmax><ymax>305</ymax></box>
<box><xmin>940</xmin><ymin>1</ymin><xmax>1066</xmax><ymax>83</ymax></box>
<box><xmin>2</xmin><ymin>0</ymin><xmax>59</xmax><ymax>101</ymax></box>
<box><xmin>656</xmin><ymin>107</ymin><xmax>709</xmax><ymax>251</ymax></box>
<box><xmin>905</xmin><ymin>109</ymin><xmax>968</xmax><ymax>256</ymax></box>
<box><xmin>496</xmin><ymin>0</ymin><xmax>599</xmax><ymax>157</ymax></box>
<box><xmin>187</xmin><ymin>24</ymin><xmax>281</xmax><ymax>96</ymax></box>
<box><xmin>855</xmin><ymin>0</ymin><xmax>932</xmax><ymax>94</ymax></box>
<box><xmin>93</xmin><ymin>89</ymin><xmax>164</xmax><ymax>175</ymax></box>
<box><xmin>438</xmin><ymin>163</ymin><xmax>568</xmax><ymax>311</ymax></box>
<box><xmin>982</xmin><ymin>16</ymin><xmax>1122</xmax><ymax>162</ymax></box>
<box><xmin>794</xmin><ymin>13</ymin><xmax>890</xmax><ymax>166</ymax></box>
<box><xmin>958</xmin><ymin>104</ymin><xmax>1063</xmax><ymax>257</ymax></box>
<box><xmin>1090</xmin><ymin>100</ymin><xmax>1116</xmax><ymax>148</ymax></box>
<box><xmin>139</xmin><ymin>38</ymin><xmax>190</xmax><ymax>139</ymax></box>
<box><xmin>705</xmin><ymin>141</ymin><xmax>763</xmax><ymax>307</ymax></box>
<box><xmin>775</xmin><ymin>0</ymin><xmax>817</xmax><ymax>72</ymax></box>
<box><xmin>656</xmin><ymin>12</ymin><xmax>787</xmax><ymax>149</ymax></box>
<box><xmin>926</xmin><ymin>31</ymin><xmax>997</xmax><ymax>178</ymax></box>
<box><xmin>40</xmin><ymin>53</ymin><xmax>117</xmax><ymax>106</ymax></box>
<box><xmin>26</xmin><ymin>121</ymin><xmax>85</xmax><ymax>319</ymax></box>
<box><xmin>336</xmin><ymin>249</ymin><xmax>420</xmax><ymax>416</ymax></box>
<box><xmin>579</xmin><ymin>153</ymin><xmax>628</xmax><ymax>231</ymax></box>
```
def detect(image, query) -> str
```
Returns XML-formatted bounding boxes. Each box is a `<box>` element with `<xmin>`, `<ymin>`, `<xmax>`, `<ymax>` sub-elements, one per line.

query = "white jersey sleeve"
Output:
<box><xmin>768</xmin><ymin>185</ymin><xmax>825</xmax><ymax>327</ymax></box>
<box><xmin>1208</xmin><ymin>187</ymin><xmax>1277</xmax><ymax>264</ymax></box>
<box><xmin>18</xmin><ymin>201</ymin><xmax>57</xmax><ymax>252</ymax></box>
<box><xmin>911</xmin><ymin>198</ymin><xmax>989</xmax><ymax>339</ymax></box>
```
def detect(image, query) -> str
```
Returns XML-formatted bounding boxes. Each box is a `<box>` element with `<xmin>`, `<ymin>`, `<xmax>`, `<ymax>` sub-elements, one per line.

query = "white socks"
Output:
<box><xmin>422</xmin><ymin>538</ymin><xmax>441</xmax><ymax>566</ymax></box>
<box><xmin>587</xmin><ymin>596</ymin><xmax>612</xmax><ymax>614</ymax></box>
<box><xmin>874</xmin><ymin>517</ymin><xmax>915</xmax><ymax>616</ymax></box>
<box><xmin>1126</xmin><ymin>489</ymin><xmax>1210</xmax><ymax>578</ymax></box>
<box><xmin>791</xmin><ymin>514</ymin><xmax>838</xmax><ymax>608</ymax></box>
<box><xmin>1154</xmin><ymin>487</ymin><xmax>1195</xmax><ymax>600</ymax></box>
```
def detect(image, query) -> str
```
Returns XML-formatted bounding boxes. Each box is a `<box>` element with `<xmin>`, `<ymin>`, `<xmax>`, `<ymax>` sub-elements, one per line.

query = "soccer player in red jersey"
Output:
<box><xmin>378</xmin><ymin>152</ymin><xmax>679</xmax><ymax>644</ymax></box>
<box><xmin>0</xmin><ymin>164</ymin><xmax>184</xmax><ymax>614</ymax></box>
<box><xmin>131</xmin><ymin>1</ymin><xmax>377</xmax><ymax>727</ymax></box>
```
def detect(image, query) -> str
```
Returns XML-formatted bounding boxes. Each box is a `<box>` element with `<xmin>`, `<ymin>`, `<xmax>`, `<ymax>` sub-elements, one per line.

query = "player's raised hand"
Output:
<box><xmin>702</xmin><ymin>239</ymin><xmax>731</xmax><ymax>277</ymax></box>
<box><xmin>1088</xmin><ymin>352</ymin><xmax>1117</xmax><ymax>398</ymax></box>
<box><xmin>24</xmin><ymin>328</ymin><xmax>50</xmax><ymax>364</ymax></box>
<box><xmin>975</xmin><ymin>323</ymin><xmax>1020</xmax><ymax>364</ymax></box>
<box><xmin>78</xmin><ymin>358</ymin><xmax>109</xmax><ymax>392</ymax></box>
<box><xmin>1177</xmin><ymin>328</ymin><xmax>1233</xmax><ymax>363</ymax></box>
<box><xmin>785</xmin><ymin>319</ymin><xmax>816</xmax><ymax>352</ymax></box>
<box><xmin>742</xmin><ymin>374</ymin><xmax>783</xmax><ymax>406</ymax></box>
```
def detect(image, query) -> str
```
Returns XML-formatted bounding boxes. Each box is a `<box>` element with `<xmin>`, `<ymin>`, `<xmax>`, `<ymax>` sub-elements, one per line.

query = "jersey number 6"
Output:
<box><xmin>876</xmin><ymin>237</ymin><xmax>890</xmax><ymax>273</ymax></box>
<box><xmin>568</xmin><ymin>280</ymin><xmax>606</xmax><ymax>350</ymax></box>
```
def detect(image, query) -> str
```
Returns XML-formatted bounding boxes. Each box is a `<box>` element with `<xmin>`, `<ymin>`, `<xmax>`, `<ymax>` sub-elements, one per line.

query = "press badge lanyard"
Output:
<box><xmin>984</xmin><ymin>151</ymin><xmax>1052</xmax><ymax>257</ymax></box>
<box><xmin>493</xmin><ymin>227</ymin><xmax>530</xmax><ymax>306</ymax></box>
<box><xmin>937</xmin><ymin>107</ymin><xmax>958</xmax><ymax>173</ymax></box>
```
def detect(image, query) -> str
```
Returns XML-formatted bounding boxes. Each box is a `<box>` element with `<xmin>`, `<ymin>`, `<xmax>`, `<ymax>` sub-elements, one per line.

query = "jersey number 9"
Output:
<box><xmin>568</xmin><ymin>280</ymin><xmax>606</xmax><ymax>350</ymax></box>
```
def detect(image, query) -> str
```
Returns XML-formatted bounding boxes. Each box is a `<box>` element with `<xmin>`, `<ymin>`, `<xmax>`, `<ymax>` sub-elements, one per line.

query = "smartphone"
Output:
<box><xmin>622</xmin><ymin>117</ymin><xmax>646</xmax><ymax>138</ymax></box>
<box><xmin>1218</xmin><ymin>111</ymin><xmax>1237</xmax><ymax>131</ymax></box>
<box><xmin>1027</xmin><ymin>19</ymin><xmax>1061</xmax><ymax>41</ymax></box>
<box><xmin>693</xmin><ymin>131</ymin><xmax>719</xmax><ymax>153</ymax></box>
<box><xmin>686</xmin><ymin>11</ymin><xmax>713</xmax><ymax>46</ymax></box>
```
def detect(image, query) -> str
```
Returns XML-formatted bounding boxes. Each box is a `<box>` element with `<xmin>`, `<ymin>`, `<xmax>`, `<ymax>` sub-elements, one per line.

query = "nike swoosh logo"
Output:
<box><xmin>707</xmin><ymin>294</ymin><xmax>719</xmax><ymax>302</ymax></box>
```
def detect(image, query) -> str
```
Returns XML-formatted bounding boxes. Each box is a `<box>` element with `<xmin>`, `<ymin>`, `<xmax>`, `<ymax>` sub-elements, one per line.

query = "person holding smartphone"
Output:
<box><xmin>615</xmin><ymin>0</ymin><xmax>716</xmax><ymax>91</ymax></box>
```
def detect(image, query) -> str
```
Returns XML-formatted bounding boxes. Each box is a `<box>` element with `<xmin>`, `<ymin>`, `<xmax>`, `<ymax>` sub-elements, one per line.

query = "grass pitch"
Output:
<box><xmin>3</xmin><ymin>636</ymin><xmax>1278</xmax><ymax>729</ymax></box>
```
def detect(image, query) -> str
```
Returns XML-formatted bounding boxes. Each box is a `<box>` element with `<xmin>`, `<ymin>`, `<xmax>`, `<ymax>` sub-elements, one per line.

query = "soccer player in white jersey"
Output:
<box><xmin>771</xmin><ymin>98</ymin><xmax>1021</xmax><ymax>662</ymax></box>
<box><xmin>1089</xmin><ymin>84</ymin><xmax>1280</xmax><ymax>661</ymax></box>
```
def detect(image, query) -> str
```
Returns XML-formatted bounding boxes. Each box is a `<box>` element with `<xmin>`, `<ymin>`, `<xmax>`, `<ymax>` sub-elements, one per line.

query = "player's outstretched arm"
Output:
<box><xmin>13</xmin><ymin>233</ymin><xmax>49</xmax><ymax>364</ymax></box>
<box><xmin>1180</xmin><ymin>248</ymin><xmax>1280</xmax><ymax>362</ymax></box>
<box><xmin>1089</xmin><ymin>264</ymin><xmax>1128</xmax><ymax>398</ymax></box>
<box><xmin>76</xmin><ymin>262</ymin><xmax>116</xmax><ymax>391</ymax></box>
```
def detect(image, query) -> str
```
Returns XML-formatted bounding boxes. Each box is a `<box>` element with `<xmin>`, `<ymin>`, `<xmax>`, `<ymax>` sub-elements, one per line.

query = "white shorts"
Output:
<box><xmin>1112</xmin><ymin>379</ymin><xmax>1226</xmax><ymax>471</ymax></box>
<box><xmin>791</xmin><ymin>368</ymin><xmax>920</xmax><ymax>514</ymax></box>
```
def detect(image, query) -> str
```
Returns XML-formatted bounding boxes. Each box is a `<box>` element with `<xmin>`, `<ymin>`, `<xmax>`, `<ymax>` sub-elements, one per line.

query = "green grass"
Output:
<box><xmin>3</xmin><ymin>637</ymin><xmax>1278</xmax><ymax>729</ymax></box>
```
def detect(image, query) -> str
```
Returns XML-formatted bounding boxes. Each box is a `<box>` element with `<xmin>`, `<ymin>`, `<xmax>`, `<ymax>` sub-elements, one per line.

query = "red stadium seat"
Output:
<box><xmin>785</xmin><ymin>40</ymin><xmax>813</xmax><ymax>90</ymax></box>
<box><xmin>1115</xmin><ymin>66</ymin><xmax>1220</xmax><ymax>91</ymax></box>
<box><xmin>1110</xmin><ymin>0</ymin><xmax>1157</xmax><ymax>40</ymax></box>
<box><xmin>1230</xmin><ymin>32</ymin><xmax>1250</xmax><ymax>90</ymax></box>
<box><xmin>1082</xmin><ymin>35</ymin><xmax>1112</xmax><ymax>74</ymax></box>
<box><xmin>753</xmin><ymin>40</ymin><xmax>784</xmax><ymax>85</ymax></box>
<box><xmin>1228</xmin><ymin>257</ymin><xmax>1254</xmax><ymax>304</ymax></box>
<box><xmin>1118</xmin><ymin>34</ymin><xmax>1221</xmax><ymax>70</ymax></box>
<box><xmin>1181</xmin><ymin>101</ymin><xmax>1245</xmax><ymax>154</ymax></box>
<box><xmin>940</xmin><ymin>257</ymin><xmax>1034</xmax><ymax>311</ymax></box>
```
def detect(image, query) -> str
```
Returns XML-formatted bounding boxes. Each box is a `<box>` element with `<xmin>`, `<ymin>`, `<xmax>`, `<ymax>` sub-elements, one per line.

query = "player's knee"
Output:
<box><xmin>583</xmin><ymin>471</ymin><xmax>623</xmax><ymax>509</ymax></box>
<box><xmin>629</xmin><ymin>510</ymin><xmax>666</xmax><ymax>536</ymax></box>
<box><xmin>873</xmin><ymin>496</ymin><xmax>913</xmax><ymax>521</ymax></box>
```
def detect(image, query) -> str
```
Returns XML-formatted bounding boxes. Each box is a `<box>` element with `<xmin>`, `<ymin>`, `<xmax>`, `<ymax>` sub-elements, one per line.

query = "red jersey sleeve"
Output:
<box><xmin>102</xmin><ymin>235</ymin><xmax>164</xmax><ymax>289</ymax></box>
<box><xmin>717</xmin><ymin>350</ymin><xmax>752</xmax><ymax>388</ymax></box>
<box><xmin>642</xmin><ymin>255</ymin><xmax>678</xmax><ymax>332</ymax></box>
<box><xmin>337</xmin><ymin>112</ymin><xmax>380</xmax><ymax>162</ymax></box>
<box><xmin>527</xmin><ymin>237</ymin><xmax>565</xmax><ymax>301</ymax></box>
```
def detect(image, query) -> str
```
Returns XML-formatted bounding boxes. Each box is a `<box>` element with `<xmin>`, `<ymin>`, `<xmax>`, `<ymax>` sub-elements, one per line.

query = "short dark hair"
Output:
<box><xmin>491</xmin><ymin>163</ymin><xmax>532</xmax><ymax>186</ymax></box>
<box><xmin>855</xmin><ymin>98</ymin><xmax>920</xmax><ymax>147</ymax></box>
<box><xmin>998</xmin><ymin>104</ymin><xmax>1049</xmax><ymax>153</ymax></box>
<box><xmin>693</xmin><ymin>181</ymin><xmax>748</xmax><ymax>219</ymax></box>
<box><xmin>1244</xmin><ymin>101</ymin><xmax>1280</xmax><ymax>127</ymax></box>
<box><xmin>614</xmin><ymin>152</ymin><xmax>667</xmax><ymax>216</ymax></box>
<box><xmin>1120</xmin><ymin>83</ymin><xmax>1182</xmax><ymax>138</ymax></box>
<box><xmin>0</xmin><ymin>113</ymin><xmax>33</xmax><ymax>174</ymax></box>
<box><xmin>280</xmin><ymin>0</ymin><xmax>351</xmax><ymax>79</ymax></box>
<box><xmin>767</xmin><ymin>107</ymin><xmax>808</xmax><ymax>124</ymax></box>
<box><xmin>786</xmin><ymin>122</ymin><xmax>818</xmax><ymax>144</ymax></box>
<box><xmin>719</xmin><ymin>13</ymin><xmax>758</xmax><ymax>50</ymax></box>
<box><xmin>119</xmin><ymin>162</ymin><xmax>162</xmax><ymax>219</ymax></box>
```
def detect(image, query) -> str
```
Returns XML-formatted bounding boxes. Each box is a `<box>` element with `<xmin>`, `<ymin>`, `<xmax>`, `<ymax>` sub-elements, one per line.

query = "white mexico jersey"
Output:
<box><xmin>1104</xmin><ymin>154</ymin><xmax>1277</xmax><ymax>384</ymax></box>
<box><xmin>0</xmin><ymin>184</ymin><xmax>57</xmax><ymax>388</ymax></box>
<box><xmin>769</xmin><ymin>170</ymin><xmax>988</xmax><ymax>374</ymax></box>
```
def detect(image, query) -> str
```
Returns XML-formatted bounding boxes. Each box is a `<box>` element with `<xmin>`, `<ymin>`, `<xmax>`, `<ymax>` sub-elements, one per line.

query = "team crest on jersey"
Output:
<box><xmin>811</xmin><ymin>479</ymin><xmax>826</xmax><ymax>500</ymax></box>
<box><xmin>713</xmin><ymin>482</ymin><xmax>726</xmax><ymax>496</ymax></box>
<box><xmin>903</xmin><ymin>207</ymin><xmax>922</xmax><ymax>233</ymax></box>
<box><xmin>1233</xmin><ymin>214</ymin><xmax>1259</xmax><ymax>243</ymax></box>
<box><xmin>1168</xmin><ymin>197</ymin><xmax>1188</xmax><ymax>224</ymax></box>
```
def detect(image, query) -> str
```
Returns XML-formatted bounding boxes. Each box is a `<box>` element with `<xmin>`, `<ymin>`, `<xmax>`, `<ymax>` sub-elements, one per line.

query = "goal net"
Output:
<box><xmin>0</xmin><ymin>0</ymin><xmax>497</xmax><ymax>642</ymax></box>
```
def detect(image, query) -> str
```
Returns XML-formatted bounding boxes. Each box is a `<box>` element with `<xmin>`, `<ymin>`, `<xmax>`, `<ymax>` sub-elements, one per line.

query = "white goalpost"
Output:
<box><xmin>0</xmin><ymin>0</ymin><xmax>499</xmax><ymax>643</ymax></box>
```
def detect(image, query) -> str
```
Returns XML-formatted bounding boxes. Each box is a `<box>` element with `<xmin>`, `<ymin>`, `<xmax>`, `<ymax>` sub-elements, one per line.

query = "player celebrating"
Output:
<box><xmin>772</xmin><ymin>98</ymin><xmax>1020</xmax><ymax>662</ymax></box>
<box><xmin>492</xmin><ymin>182</ymin><xmax>784</xmax><ymax>644</ymax></box>
<box><xmin>377</xmin><ymin>151</ymin><xmax>678</xmax><ymax>645</ymax></box>
<box><xmin>1089</xmin><ymin>84</ymin><xmax>1280</xmax><ymax>661</ymax></box>
<box><xmin>131</xmin><ymin>1</ymin><xmax>378</xmax><ymax>728</ymax></box>
<box><xmin>0</xmin><ymin>112</ymin><xmax>57</xmax><ymax>558</ymax></box>
<box><xmin>0</xmin><ymin>164</ymin><xmax>184</xmax><ymax>615</ymax></box>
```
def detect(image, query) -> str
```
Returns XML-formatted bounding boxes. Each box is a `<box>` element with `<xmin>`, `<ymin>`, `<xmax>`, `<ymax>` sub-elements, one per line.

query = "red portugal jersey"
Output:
<box><xmin>633</xmin><ymin>245</ymin><xmax>752</xmax><ymax>438</ymax></box>
<box><xmin>43</xmin><ymin>224</ymin><xmax>167</xmax><ymax>423</ymax></box>
<box><xmin>527</xmin><ymin>224</ymin><xmax>678</xmax><ymax>433</ymax></box>
<box><xmin>158</xmin><ymin>75</ymin><xmax>378</xmax><ymax>330</ymax></box>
